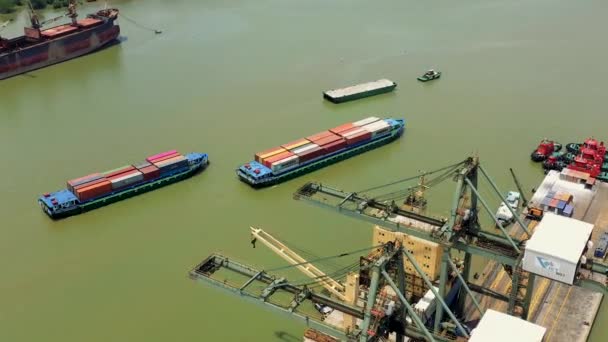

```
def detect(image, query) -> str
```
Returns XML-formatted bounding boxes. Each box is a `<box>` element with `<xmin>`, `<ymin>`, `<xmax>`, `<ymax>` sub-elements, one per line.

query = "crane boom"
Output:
<box><xmin>250</xmin><ymin>227</ymin><xmax>347</xmax><ymax>300</ymax></box>
<box><xmin>509</xmin><ymin>168</ymin><xmax>528</xmax><ymax>207</ymax></box>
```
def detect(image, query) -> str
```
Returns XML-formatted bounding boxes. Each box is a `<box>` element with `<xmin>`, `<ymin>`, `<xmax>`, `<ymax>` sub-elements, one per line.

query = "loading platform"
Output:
<box><xmin>464</xmin><ymin>171</ymin><xmax>608</xmax><ymax>342</ymax></box>
<box><xmin>323</xmin><ymin>79</ymin><xmax>397</xmax><ymax>103</ymax></box>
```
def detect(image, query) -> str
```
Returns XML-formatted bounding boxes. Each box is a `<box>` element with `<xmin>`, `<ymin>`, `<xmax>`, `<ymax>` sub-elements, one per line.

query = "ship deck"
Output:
<box><xmin>323</xmin><ymin>79</ymin><xmax>396</xmax><ymax>101</ymax></box>
<box><xmin>464</xmin><ymin>171</ymin><xmax>607</xmax><ymax>342</ymax></box>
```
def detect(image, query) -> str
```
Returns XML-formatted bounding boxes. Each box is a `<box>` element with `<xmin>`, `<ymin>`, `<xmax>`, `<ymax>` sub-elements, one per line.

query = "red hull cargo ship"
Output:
<box><xmin>0</xmin><ymin>2</ymin><xmax>120</xmax><ymax>80</ymax></box>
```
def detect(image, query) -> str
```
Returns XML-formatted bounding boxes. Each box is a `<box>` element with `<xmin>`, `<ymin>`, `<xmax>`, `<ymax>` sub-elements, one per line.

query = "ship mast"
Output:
<box><xmin>67</xmin><ymin>0</ymin><xmax>78</xmax><ymax>26</ymax></box>
<box><xmin>25</xmin><ymin>1</ymin><xmax>41</xmax><ymax>30</ymax></box>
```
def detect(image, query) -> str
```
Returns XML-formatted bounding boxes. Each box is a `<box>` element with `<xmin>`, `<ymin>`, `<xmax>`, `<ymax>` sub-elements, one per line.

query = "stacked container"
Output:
<box><xmin>255</xmin><ymin>147</ymin><xmax>286</xmax><ymax>163</ymax></box>
<box><xmin>74</xmin><ymin>180</ymin><xmax>113</xmax><ymax>201</ymax></box>
<box><xmin>147</xmin><ymin>151</ymin><xmax>189</xmax><ymax>176</ymax></box>
<box><xmin>539</xmin><ymin>190</ymin><xmax>574</xmax><ymax>217</ymax></box>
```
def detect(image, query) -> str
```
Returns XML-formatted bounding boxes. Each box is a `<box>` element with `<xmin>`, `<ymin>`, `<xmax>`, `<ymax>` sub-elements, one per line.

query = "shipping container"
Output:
<box><xmin>103</xmin><ymin>165</ymin><xmax>136</xmax><ymax>178</ymax></box>
<box><xmin>353</xmin><ymin>116</ymin><xmax>380</xmax><ymax>127</ymax></box>
<box><xmin>322</xmin><ymin>139</ymin><xmax>347</xmax><ymax>153</ymax></box>
<box><xmin>262</xmin><ymin>151</ymin><xmax>294</xmax><ymax>168</ymax></box>
<box><xmin>281</xmin><ymin>138</ymin><xmax>309</xmax><ymax>151</ymax></box>
<box><xmin>362</xmin><ymin>120</ymin><xmax>391</xmax><ymax>137</ymax></box>
<box><xmin>313</xmin><ymin>134</ymin><xmax>342</xmax><ymax>147</ymax></box>
<box><xmin>329</xmin><ymin>123</ymin><xmax>354</xmax><ymax>135</ymax></box>
<box><xmin>146</xmin><ymin>150</ymin><xmax>178</xmax><ymax>161</ymax></box>
<box><xmin>73</xmin><ymin>177</ymin><xmax>108</xmax><ymax>192</ymax></box>
<box><xmin>522</xmin><ymin>213</ymin><xmax>593</xmax><ymax>285</ymax></box>
<box><xmin>155</xmin><ymin>158</ymin><xmax>189</xmax><ymax>174</ymax></box>
<box><xmin>469</xmin><ymin>309</ymin><xmax>546</xmax><ymax>342</ymax></box>
<box><xmin>271</xmin><ymin>155</ymin><xmax>299</xmax><ymax>172</ymax></box>
<box><xmin>153</xmin><ymin>155</ymin><xmax>186</xmax><ymax>167</ymax></box>
<box><xmin>292</xmin><ymin>143</ymin><xmax>319</xmax><ymax>155</ymax></box>
<box><xmin>75</xmin><ymin>180</ymin><xmax>113</xmax><ymax>202</ymax></box>
<box><xmin>154</xmin><ymin>155</ymin><xmax>189</xmax><ymax>174</ymax></box>
<box><xmin>255</xmin><ymin>147</ymin><xmax>286</xmax><ymax>163</ymax></box>
<box><xmin>345</xmin><ymin>131</ymin><xmax>372</xmax><ymax>145</ymax></box>
<box><xmin>549</xmin><ymin>198</ymin><xmax>559</xmax><ymax>209</ymax></box>
<box><xmin>557</xmin><ymin>200</ymin><xmax>567</xmax><ymax>211</ymax></box>
<box><xmin>147</xmin><ymin>152</ymin><xmax>182</xmax><ymax>164</ymax></box>
<box><xmin>133</xmin><ymin>161</ymin><xmax>152</xmax><ymax>170</ymax></box>
<box><xmin>110</xmin><ymin>170</ymin><xmax>144</xmax><ymax>190</ymax></box>
<box><xmin>336</xmin><ymin>126</ymin><xmax>365</xmax><ymax>137</ymax></box>
<box><xmin>67</xmin><ymin>173</ymin><xmax>104</xmax><ymax>191</ymax></box>
<box><xmin>306</xmin><ymin>131</ymin><xmax>335</xmax><ymax>142</ymax></box>
<box><xmin>563</xmin><ymin>205</ymin><xmax>574</xmax><ymax>217</ymax></box>
<box><xmin>295</xmin><ymin>146</ymin><xmax>325</xmax><ymax>162</ymax></box>
<box><xmin>139</xmin><ymin>165</ymin><xmax>160</xmax><ymax>181</ymax></box>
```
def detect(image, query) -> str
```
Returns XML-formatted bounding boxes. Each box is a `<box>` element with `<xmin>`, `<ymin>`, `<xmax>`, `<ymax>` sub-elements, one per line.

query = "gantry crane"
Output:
<box><xmin>190</xmin><ymin>156</ymin><xmax>608</xmax><ymax>341</ymax></box>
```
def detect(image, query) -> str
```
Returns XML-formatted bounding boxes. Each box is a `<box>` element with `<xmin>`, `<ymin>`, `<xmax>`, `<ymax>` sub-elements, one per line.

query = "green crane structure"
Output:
<box><xmin>190</xmin><ymin>156</ymin><xmax>608</xmax><ymax>341</ymax></box>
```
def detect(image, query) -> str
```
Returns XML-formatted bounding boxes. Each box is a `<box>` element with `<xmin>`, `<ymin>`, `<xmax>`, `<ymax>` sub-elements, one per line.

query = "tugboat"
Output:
<box><xmin>495</xmin><ymin>191</ymin><xmax>520</xmax><ymax>227</ymax></box>
<box><xmin>542</xmin><ymin>153</ymin><xmax>567</xmax><ymax>172</ymax></box>
<box><xmin>417</xmin><ymin>69</ymin><xmax>441</xmax><ymax>82</ymax></box>
<box><xmin>530</xmin><ymin>139</ymin><xmax>562</xmax><ymax>162</ymax></box>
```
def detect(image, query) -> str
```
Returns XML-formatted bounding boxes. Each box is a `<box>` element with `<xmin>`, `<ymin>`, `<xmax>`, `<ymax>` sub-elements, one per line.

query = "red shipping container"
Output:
<box><xmin>147</xmin><ymin>152</ymin><xmax>181</xmax><ymax>163</ymax></box>
<box><xmin>296</xmin><ymin>146</ymin><xmax>325</xmax><ymax>162</ymax></box>
<box><xmin>314</xmin><ymin>134</ymin><xmax>342</xmax><ymax>147</ymax></box>
<box><xmin>306</xmin><ymin>131</ymin><xmax>335</xmax><ymax>142</ymax></box>
<box><xmin>146</xmin><ymin>150</ymin><xmax>178</xmax><ymax>161</ymax></box>
<box><xmin>322</xmin><ymin>139</ymin><xmax>347</xmax><ymax>154</ymax></box>
<box><xmin>139</xmin><ymin>165</ymin><xmax>160</xmax><ymax>181</ymax></box>
<box><xmin>549</xmin><ymin>198</ymin><xmax>559</xmax><ymax>209</ymax></box>
<box><xmin>329</xmin><ymin>123</ymin><xmax>354</xmax><ymax>135</ymax></box>
<box><xmin>104</xmin><ymin>165</ymin><xmax>136</xmax><ymax>179</ymax></box>
<box><xmin>73</xmin><ymin>177</ymin><xmax>108</xmax><ymax>192</ymax></box>
<box><xmin>346</xmin><ymin>131</ymin><xmax>372</xmax><ymax>145</ymax></box>
<box><xmin>76</xmin><ymin>180</ymin><xmax>112</xmax><ymax>202</ymax></box>
<box><xmin>263</xmin><ymin>151</ymin><xmax>295</xmax><ymax>168</ymax></box>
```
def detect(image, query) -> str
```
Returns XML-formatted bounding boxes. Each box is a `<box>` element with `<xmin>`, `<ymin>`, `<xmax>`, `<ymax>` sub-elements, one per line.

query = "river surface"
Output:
<box><xmin>1</xmin><ymin>0</ymin><xmax>607</xmax><ymax>341</ymax></box>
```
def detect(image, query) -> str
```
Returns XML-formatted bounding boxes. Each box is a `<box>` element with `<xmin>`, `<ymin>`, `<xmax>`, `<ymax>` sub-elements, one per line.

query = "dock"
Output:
<box><xmin>464</xmin><ymin>170</ymin><xmax>607</xmax><ymax>342</ymax></box>
<box><xmin>323</xmin><ymin>79</ymin><xmax>396</xmax><ymax>103</ymax></box>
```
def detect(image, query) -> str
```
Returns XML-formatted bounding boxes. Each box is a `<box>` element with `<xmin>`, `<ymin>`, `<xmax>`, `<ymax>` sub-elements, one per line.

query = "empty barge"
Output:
<box><xmin>323</xmin><ymin>79</ymin><xmax>397</xmax><ymax>103</ymax></box>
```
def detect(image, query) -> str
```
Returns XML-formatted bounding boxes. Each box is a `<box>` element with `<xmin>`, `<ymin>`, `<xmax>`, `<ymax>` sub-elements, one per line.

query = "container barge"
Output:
<box><xmin>237</xmin><ymin>117</ymin><xmax>405</xmax><ymax>188</ymax></box>
<box><xmin>0</xmin><ymin>3</ymin><xmax>120</xmax><ymax>80</ymax></box>
<box><xmin>323</xmin><ymin>79</ymin><xmax>396</xmax><ymax>103</ymax></box>
<box><xmin>38</xmin><ymin>150</ymin><xmax>208</xmax><ymax>219</ymax></box>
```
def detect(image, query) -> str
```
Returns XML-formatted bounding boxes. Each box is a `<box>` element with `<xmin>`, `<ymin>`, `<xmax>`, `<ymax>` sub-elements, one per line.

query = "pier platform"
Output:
<box><xmin>464</xmin><ymin>171</ymin><xmax>607</xmax><ymax>342</ymax></box>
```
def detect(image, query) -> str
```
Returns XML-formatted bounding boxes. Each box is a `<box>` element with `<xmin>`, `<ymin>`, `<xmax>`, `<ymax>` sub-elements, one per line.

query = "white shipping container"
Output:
<box><xmin>110</xmin><ymin>171</ymin><xmax>144</xmax><ymax>189</ymax></box>
<box><xmin>522</xmin><ymin>213</ymin><xmax>593</xmax><ymax>285</ymax></box>
<box><xmin>154</xmin><ymin>155</ymin><xmax>186</xmax><ymax>167</ymax></box>
<box><xmin>353</xmin><ymin>116</ymin><xmax>380</xmax><ymax>127</ymax></box>
<box><xmin>469</xmin><ymin>309</ymin><xmax>546</xmax><ymax>342</ymax></box>
<box><xmin>363</xmin><ymin>121</ymin><xmax>390</xmax><ymax>133</ymax></box>
<box><xmin>271</xmin><ymin>155</ymin><xmax>299</xmax><ymax>172</ymax></box>
<box><xmin>292</xmin><ymin>143</ymin><xmax>319</xmax><ymax>155</ymax></box>
<box><xmin>339</xmin><ymin>127</ymin><xmax>366</xmax><ymax>137</ymax></box>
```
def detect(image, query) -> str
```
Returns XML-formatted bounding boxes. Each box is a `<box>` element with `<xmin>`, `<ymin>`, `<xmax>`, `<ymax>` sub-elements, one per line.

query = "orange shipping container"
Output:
<box><xmin>263</xmin><ymin>151</ymin><xmax>294</xmax><ymax>168</ymax></box>
<box><xmin>75</xmin><ymin>180</ymin><xmax>113</xmax><ymax>202</ymax></box>
<box><xmin>306</xmin><ymin>131</ymin><xmax>335</xmax><ymax>142</ymax></box>
<box><xmin>329</xmin><ymin>123</ymin><xmax>354</xmax><ymax>135</ymax></box>
<box><xmin>281</xmin><ymin>138</ymin><xmax>309</xmax><ymax>151</ymax></box>
<box><xmin>255</xmin><ymin>147</ymin><xmax>286</xmax><ymax>163</ymax></box>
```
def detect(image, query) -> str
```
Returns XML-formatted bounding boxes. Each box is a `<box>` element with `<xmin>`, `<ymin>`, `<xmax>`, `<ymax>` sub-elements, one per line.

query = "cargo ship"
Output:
<box><xmin>38</xmin><ymin>150</ymin><xmax>208</xmax><ymax>219</ymax></box>
<box><xmin>0</xmin><ymin>1</ymin><xmax>120</xmax><ymax>80</ymax></box>
<box><xmin>237</xmin><ymin>117</ymin><xmax>405</xmax><ymax>188</ymax></box>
